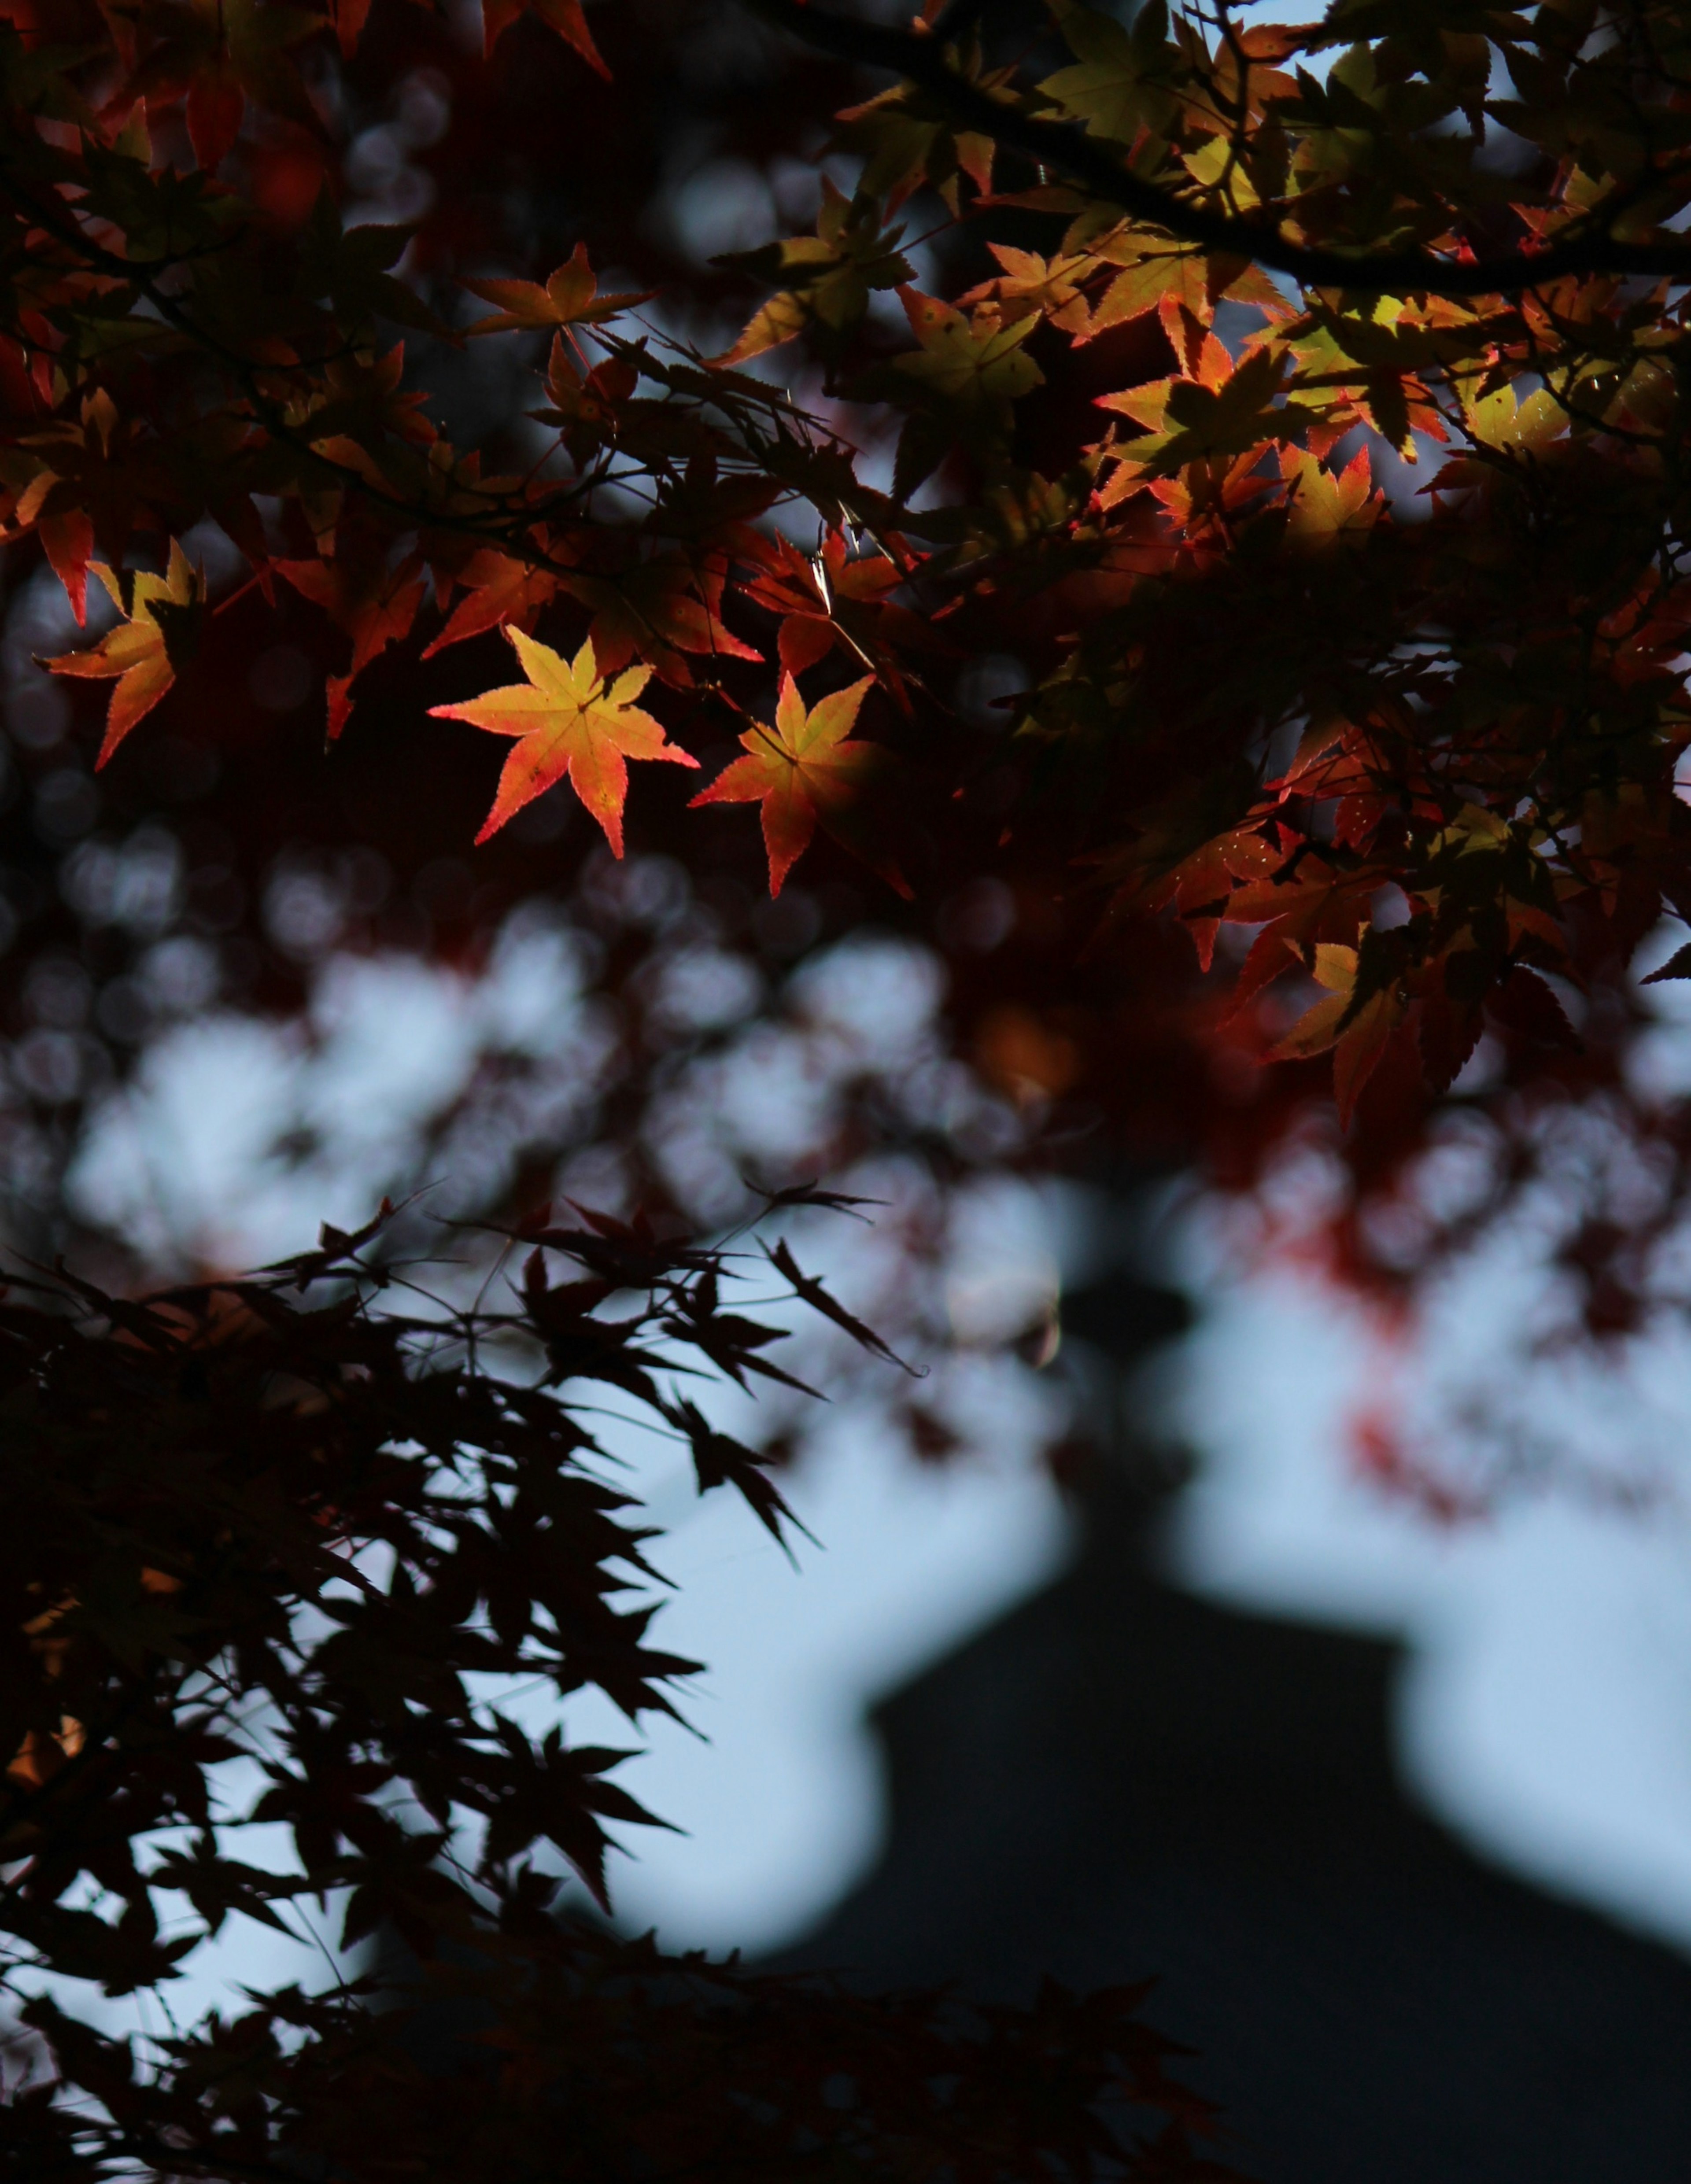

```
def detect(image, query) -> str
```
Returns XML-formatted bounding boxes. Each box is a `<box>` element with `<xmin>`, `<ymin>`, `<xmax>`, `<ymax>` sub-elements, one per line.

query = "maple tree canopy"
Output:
<box><xmin>10</xmin><ymin>2</ymin><xmax>1691</xmax><ymax>1176</ymax></box>
<box><xmin>7</xmin><ymin>0</ymin><xmax>1691</xmax><ymax>2169</ymax></box>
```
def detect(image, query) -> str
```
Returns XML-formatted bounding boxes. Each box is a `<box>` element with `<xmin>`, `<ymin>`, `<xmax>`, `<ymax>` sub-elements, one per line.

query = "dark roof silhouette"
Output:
<box><xmin>772</xmin><ymin>1468</ymin><xmax>1691</xmax><ymax>2184</ymax></box>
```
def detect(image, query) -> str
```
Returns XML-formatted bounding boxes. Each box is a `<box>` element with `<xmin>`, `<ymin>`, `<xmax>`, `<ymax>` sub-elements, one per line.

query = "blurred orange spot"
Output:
<box><xmin>975</xmin><ymin>1003</ymin><xmax>1082</xmax><ymax>1105</ymax></box>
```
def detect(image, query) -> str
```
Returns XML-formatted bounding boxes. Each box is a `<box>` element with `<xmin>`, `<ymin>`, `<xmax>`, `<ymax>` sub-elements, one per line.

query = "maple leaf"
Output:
<box><xmin>19</xmin><ymin>388</ymin><xmax>169</xmax><ymax>595</ymax></box>
<box><xmin>736</xmin><ymin>531</ymin><xmax>938</xmax><ymax>710</ymax></box>
<box><xmin>761</xmin><ymin>1236</ymin><xmax>916</xmax><ymax>1372</ymax></box>
<box><xmin>38</xmin><ymin>507</ymin><xmax>94</xmax><ymax>626</ymax></box>
<box><xmin>712</xmin><ymin>180</ymin><xmax>911</xmax><ymax>366</ymax></box>
<box><xmin>1090</xmin><ymin>251</ymin><xmax>1202</xmax><ymax>336</ymax></box>
<box><xmin>1037</xmin><ymin>0</ymin><xmax>1184</xmax><ymax>144</ymax></box>
<box><xmin>422</xmin><ymin>547</ymin><xmax>558</xmax><ymax>658</ymax></box>
<box><xmin>44</xmin><ymin>541</ymin><xmax>201</xmax><ymax>767</ymax></box>
<box><xmin>831</xmin><ymin>74</ymin><xmax>1001</xmax><ymax>215</ymax></box>
<box><xmin>1099</xmin><ymin>345</ymin><xmax>1311</xmax><ymax>479</ymax></box>
<box><xmin>128</xmin><ymin>0</ymin><xmax>323</xmax><ymax>171</ymax></box>
<box><xmin>431</xmin><ymin>628</ymin><xmax>697</xmax><ymax>852</ymax></box>
<box><xmin>874</xmin><ymin>287</ymin><xmax>1046</xmax><ymax>496</ymax></box>
<box><xmin>1265</xmin><ymin>943</ymin><xmax>1361</xmax><ymax>1062</ymax></box>
<box><xmin>530</xmin><ymin>339</ymin><xmax>640</xmax><ymax>463</ymax></box>
<box><xmin>462</xmin><ymin>244</ymin><xmax>652</xmax><ymax>336</ymax></box>
<box><xmin>960</xmin><ymin>242</ymin><xmax>1094</xmax><ymax>333</ymax></box>
<box><xmin>892</xmin><ymin>288</ymin><xmax>1044</xmax><ymax>418</ymax></box>
<box><xmin>481</xmin><ymin>0</ymin><xmax>609</xmax><ymax>70</ymax></box>
<box><xmin>278</xmin><ymin>552</ymin><xmax>426</xmax><ymax>742</ymax></box>
<box><xmin>1643</xmin><ymin>939</ymin><xmax>1691</xmax><ymax>985</ymax></box>
<box><xmin>1281</xmin><ymin>445</ymin><xmax>1382</xmax><ymax>548</ymax></box>
<box><xmin>1266</xmin><ymin>941</ymin><xmax>1406</xmax><ymax>1127</ymax></box>
<box><xmin>690</xmin><ymin>673</ymin><xmax>906</xmax><ymax>897</ymax></box>
<box><xmin>559</xmin><ymin>557</ymin><xmax>763</xmax><ymax>690</ymax></box>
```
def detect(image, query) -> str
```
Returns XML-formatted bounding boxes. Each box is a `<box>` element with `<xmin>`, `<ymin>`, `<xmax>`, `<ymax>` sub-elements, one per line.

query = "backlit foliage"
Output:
<box><xmin>12</xmin><ymin>0</ymin><xmax>1691</xmax><ymax>1129</ymax></box>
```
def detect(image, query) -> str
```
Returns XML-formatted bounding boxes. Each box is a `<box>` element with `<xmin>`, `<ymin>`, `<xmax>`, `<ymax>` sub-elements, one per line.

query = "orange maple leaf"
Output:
<box><xmin>691</xmin><ymin>673</ymin><xmax>905</xmax><ymax>897</ymax></box>
<box><xmin>44</xmin><ymin>542</ymin><xmax>201</xmax><ymax>767</ymax></box>
<box><xmin>422</xmin><ymin>548</ymin><xmax>558</xmax><ymax>658</ymax></box>
<box><xmin>431</xmin><ymin>627</ymin><xmax>696</xmax><ymax>852</ymax></box>
<box><xmin>462</xmin><ymin>244</ymin><xmax>652</xmax><ymax>336</ymax></box>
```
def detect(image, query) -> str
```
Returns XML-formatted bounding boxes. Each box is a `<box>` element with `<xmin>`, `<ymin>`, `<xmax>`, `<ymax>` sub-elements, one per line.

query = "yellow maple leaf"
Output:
<box><xmin>1282</xmin><ymin>446</ymin><xmax>1381</xmax><ymax>548</ymax></box>
<box><xmin>430</xmin><ymin>627</ymin><xmax>697</xmax><ymax>852</ymax></box>
<box><xmin>44</xmin><ymin>541</ymin><xmax>201</xmax><ymax>767</ymax></box>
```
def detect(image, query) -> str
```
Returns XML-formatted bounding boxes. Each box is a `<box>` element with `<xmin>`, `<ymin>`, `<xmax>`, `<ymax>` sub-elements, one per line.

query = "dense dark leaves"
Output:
<box><xmin>8</xmin><ymin>1940</ymin><xmax>1237</xmax><ymax>2183</ymax></box>
<box><xmin>0</xmin><ymin>1205</ymin><xmax>1238</xmax><ymax>2177</ymax></box>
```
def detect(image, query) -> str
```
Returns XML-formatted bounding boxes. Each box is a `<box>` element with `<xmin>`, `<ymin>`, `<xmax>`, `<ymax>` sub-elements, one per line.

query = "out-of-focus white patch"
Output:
<box><xmin>1399</xmin><ymin>1500</ymin><xmax>1691</xmax><ymax>1950</ymax></box>
<box><xmin>66</xmin><ymin>916</ymin><xmax>604</xmax><ymax>1265</ymax></box>
<box><xmin>945</xmin><ymin>1174</ymin><xmax>1060</xmax><ymax>1345</ymax></box>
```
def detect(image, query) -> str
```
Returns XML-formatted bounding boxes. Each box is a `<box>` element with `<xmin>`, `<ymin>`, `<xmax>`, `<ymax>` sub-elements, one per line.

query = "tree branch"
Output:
<box><xmin>747</xmin><ymin>0</ymin><xmax>1691</xmax><ymax>299</ymax></box>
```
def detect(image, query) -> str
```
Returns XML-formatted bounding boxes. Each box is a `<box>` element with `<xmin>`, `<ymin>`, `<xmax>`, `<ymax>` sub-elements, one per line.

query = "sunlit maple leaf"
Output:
<box><xmin>691</xmin><ymin>672</ymin><xmax>906</xmax><ymax>897</ymax></box>
<box><xmin>462</xmin><ymin>243</ymin><xmax>651</xmax><ymax>336</ymax></box>
<box><xmin>44</xmin><ymin>541</ymin><xmax>201</xmax><ymax>767</ymax></box>
<box><xmin>431</xmin><ymin>627</ymin><xmax>696</xmax><ymax>852</ymax></box>
<box><xmin>38</xmin><ymin>507</ymin><xmax>94</xmax><ymax>626</ymax></box>
<box><xmin>983</xmin><ymin>244</ymin><xmax>1097</xmax><ymax>332</ymax></box>
<box><xmin>1281</xmin><ymin>445</ymin><xmax>1381</xmax><ymax>549</ymax></box>
<box><xmin>893</xmin><ymin>288</ymin><xmax>1044</xmax><ymax>417</ymax></box>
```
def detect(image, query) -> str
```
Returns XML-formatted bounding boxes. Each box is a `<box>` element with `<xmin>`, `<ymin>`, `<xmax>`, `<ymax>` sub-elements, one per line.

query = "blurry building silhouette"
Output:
<box><xmin>773</xmin><ymin>1268</ymin><xmax>1691</xmax><ymax>2184</ymax></box>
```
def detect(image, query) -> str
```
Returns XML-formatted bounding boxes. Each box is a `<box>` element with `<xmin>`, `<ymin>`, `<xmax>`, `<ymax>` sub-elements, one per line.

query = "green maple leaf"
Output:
<box><xmin>712</xmin><ymin>180</ymin><xmax>912</xmax><ymax>365</ymax></box>
<box><xmin>891</xmin><ymin>288</ymin><xmax>1044</xmax><ymax>418</ymax></box>
<box><xmin>1037</xmin><ymin>0</ymin><xmax>1182</xmax><ymax>144</ymax></box>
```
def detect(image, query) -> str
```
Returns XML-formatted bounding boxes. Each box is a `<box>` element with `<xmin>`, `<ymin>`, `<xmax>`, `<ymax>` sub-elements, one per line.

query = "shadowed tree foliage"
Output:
<box><xmin>0</xmin><ymin>1201</ymin><xmax>1238</xmax><ymax>2178</ymax></box>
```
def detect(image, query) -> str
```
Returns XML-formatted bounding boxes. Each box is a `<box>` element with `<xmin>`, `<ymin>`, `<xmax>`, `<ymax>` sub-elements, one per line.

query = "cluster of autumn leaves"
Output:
<box><xmin>41</xmin><ymin>541</ymin><xmax>900</xmax><ymax>890</ymax></box>
<box><xmin>16</xmin><ymin>0</ymin><xmax>1691</xmax><ymax>1133</ymax></box>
